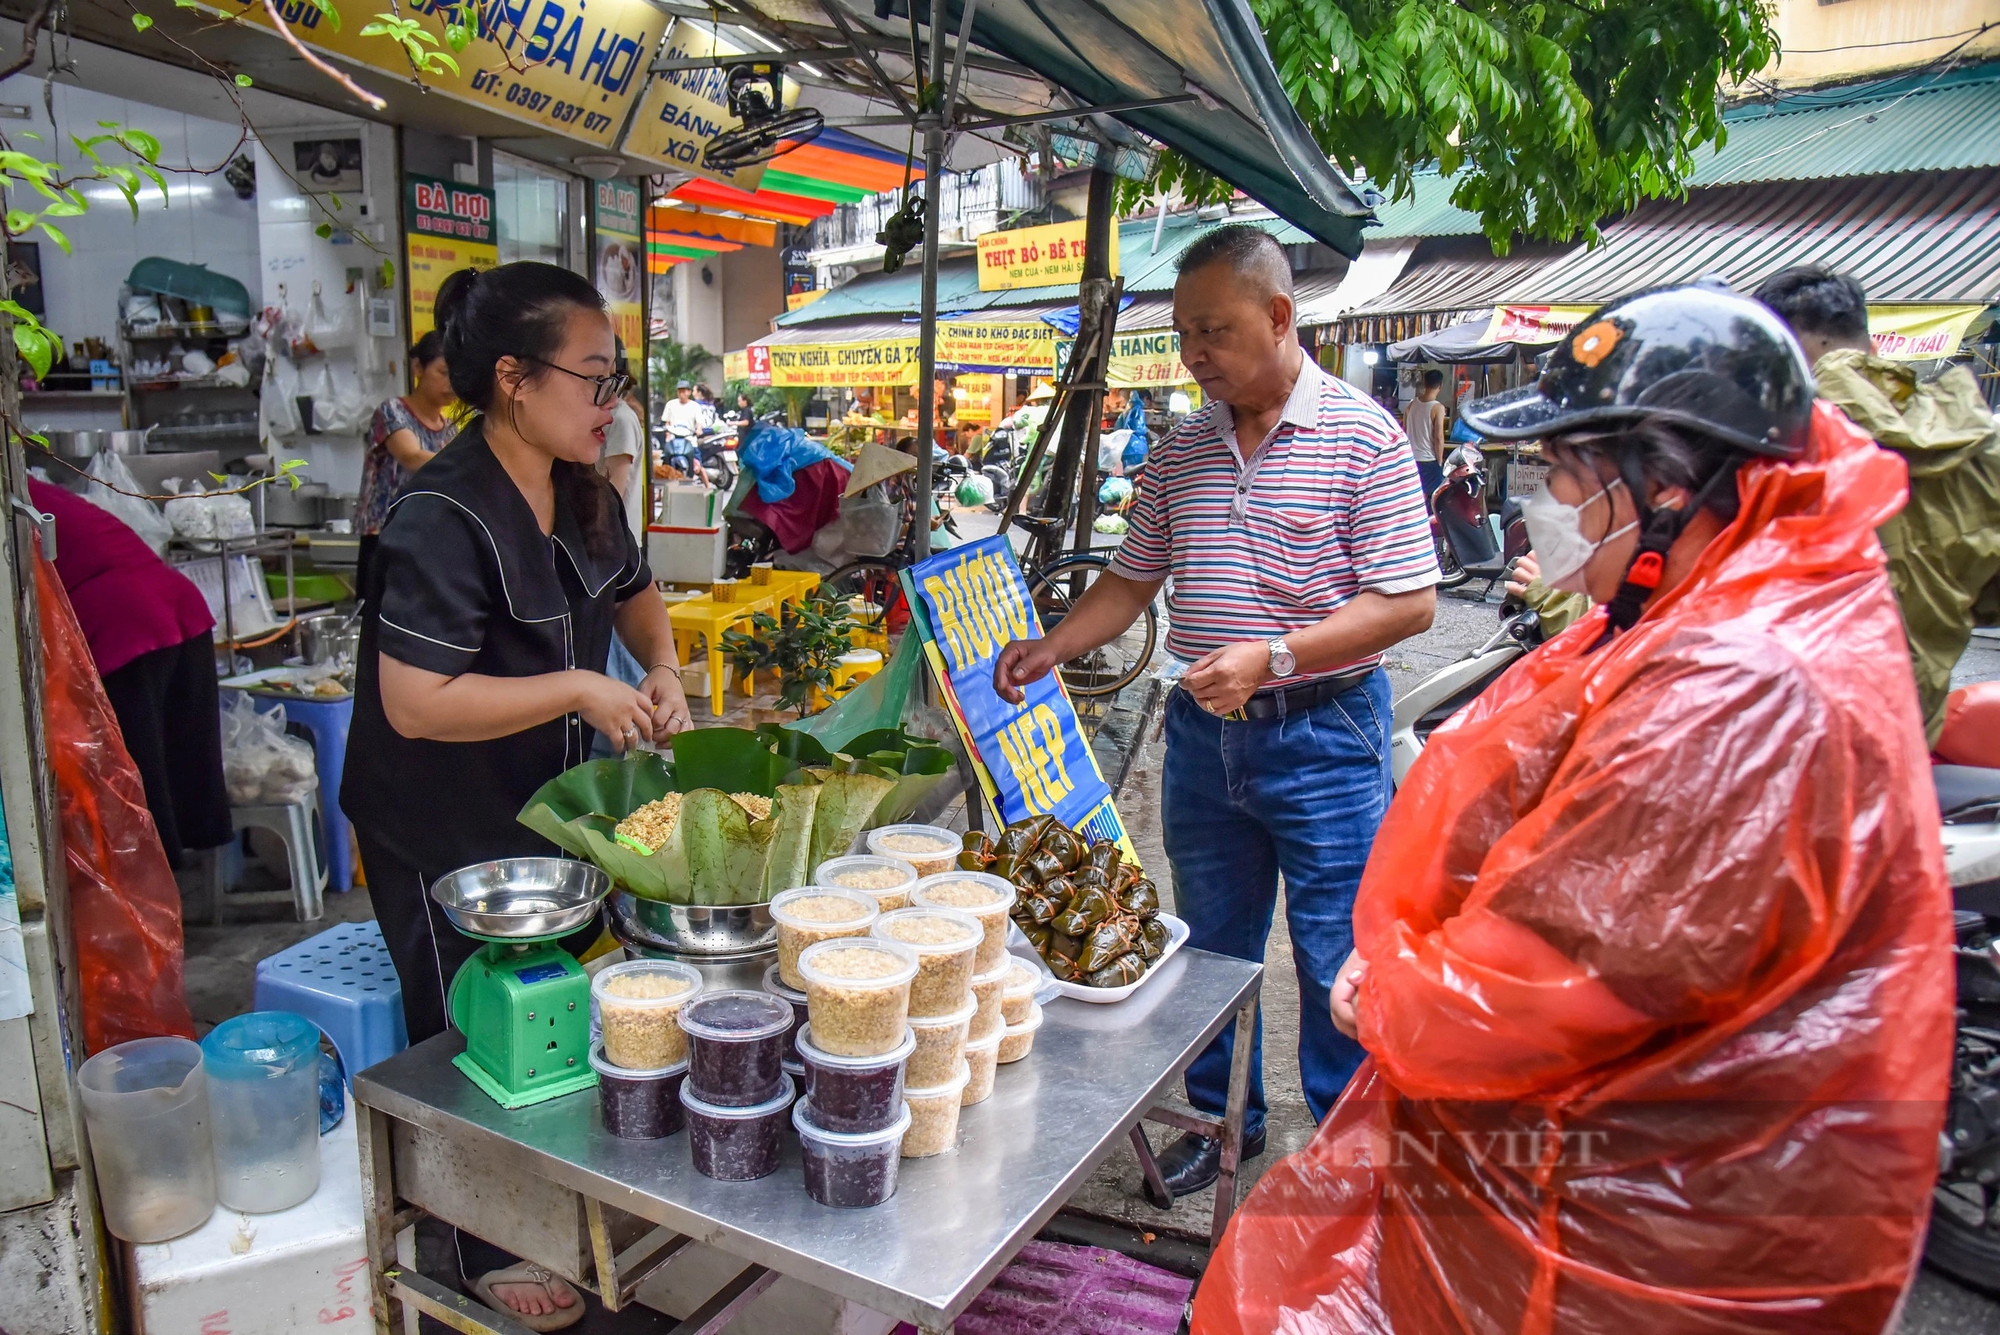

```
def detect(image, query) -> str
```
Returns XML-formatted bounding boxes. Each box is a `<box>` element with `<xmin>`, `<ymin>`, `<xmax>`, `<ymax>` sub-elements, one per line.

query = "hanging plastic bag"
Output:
<box><xmin>80</xmin><ymin>451</ymin><xmax>173</xmax><ymax>556</ymax></box>
<box><xmin>297</xmin><ymin>281</ymin><xmax>356</xmax><ymax>356</ymax></box>
<box><xmin>308</xmin><ymin>357</ymin><xmax>373</xmax><ymax>436</ymax></box>
<box><xmin>220</xmin><ymin>693</ymin><xmax>317</xmax><ymax>806</ymax></box>
<box><xmin>1197</xmin><ymin>404</ymin><xmax>1954</xmax><ymax>1335</ymax></box>
<box><xmin>35</xmin><ymin>552</ymin><xmax>195</xmax><ymax>1052</ymax></box>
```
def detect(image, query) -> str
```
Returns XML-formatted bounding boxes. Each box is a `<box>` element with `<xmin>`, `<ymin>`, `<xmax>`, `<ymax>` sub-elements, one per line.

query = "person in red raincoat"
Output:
<box><xmin>1196</xmin><ymin>286</ymin><xmax>1953</xmax><ymax>1335</ymax></box>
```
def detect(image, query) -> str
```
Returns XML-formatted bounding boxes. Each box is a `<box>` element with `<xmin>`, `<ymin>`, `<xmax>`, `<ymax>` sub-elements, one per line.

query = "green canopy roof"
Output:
<box><xmin>866</xmin><ymin>0</ymin><xmax>1372</xmax><ymax>256</ymax></box>
<box><xmin>777</xmin><ymin>212</ymin><xmax>1308</xmax><ymax>326</ymax></box>
<box><xmin>1367</xmin><ymin>64</ymin><xmax>2000</xmax><ymax>243</ymax></box>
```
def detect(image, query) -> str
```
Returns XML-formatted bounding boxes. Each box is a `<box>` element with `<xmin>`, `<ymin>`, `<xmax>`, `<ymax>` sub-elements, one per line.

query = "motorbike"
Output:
<box><xmin>1931</xmin><ymin>713</ymin><xmax>2000</xmax><ymax>1291</ymax></box>
<box><xmin>1431</xmin><ymin>461</ymin><xmax>1526</xmax><ymax>595</ymax></box>
<box><xmin>658</xmin><ymin>421</ymin><xmax>736</xmax><ymax>491</ymax></box>
<box><xmin>973</xmin><ymin>420</ymin><xmax>1026</xmax><ymax>507</ymax></box>
<box><xmin>1389</xmin><ymin>605</ymin><xmax>1543</xmax><ymax>788</ymax></box>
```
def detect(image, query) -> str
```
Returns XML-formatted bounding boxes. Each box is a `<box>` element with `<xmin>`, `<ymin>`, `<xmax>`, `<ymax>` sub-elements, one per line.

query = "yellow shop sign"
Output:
<box><xmin>976</xmin><ymin>220</ymin><xmax>1118</xmax><ymax>291</ymax></box>
<box><xmin>228</xmin><ymin>0</ymin><xmax>666</xmax><ymax>146</ymax></box>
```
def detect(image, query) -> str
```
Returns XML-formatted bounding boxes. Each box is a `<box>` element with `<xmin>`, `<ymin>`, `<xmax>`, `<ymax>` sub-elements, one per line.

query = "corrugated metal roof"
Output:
<box><xmin>776</xmin><ymin>213</ymin><xmax>1311</xmax><ymax>327</ymax></box>
<box><xmin>1365</xmin><ymin>174</ymin><xmax>1485</xmax><ymax>240</ymax></box>
<box><xmin>1343</xmin><ymin>237</ymin><xmax>1581</xmax><ymax>319</ymax></box>
<box><xmin>1495</xmin><ymin>168</ymin><xmax>2000</xmax><ymax>306</ymax></box>
<box><xmin>1697</xmin><ymin>67</ymin><xmax>2000</xmax><ymax>187</ymax></box>
<box><xmin>1354</xmin><ymin>67</ymin><xmax>2000</xmax><ymax>243</ymax></box>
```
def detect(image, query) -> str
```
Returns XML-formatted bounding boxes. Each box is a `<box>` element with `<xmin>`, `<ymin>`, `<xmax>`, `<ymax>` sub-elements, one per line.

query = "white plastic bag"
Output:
<box><xmin>300</xmin><ymin>282</ymin><xmax>356</xmax><ymax>355</ymax></box>
<box><xmin>81</xmin><ymin>451</ymin><xmax>174</xmax><ymax>555</ymax></box>
<box><xmin>163</xmin><ymin>481</ymin><xmax>256</xmax><ymax>541</ymax></box>
<box><xmin>220</xmin><ymin>693</ymin><xmax>317</xmax><ymax>805</ymax></box>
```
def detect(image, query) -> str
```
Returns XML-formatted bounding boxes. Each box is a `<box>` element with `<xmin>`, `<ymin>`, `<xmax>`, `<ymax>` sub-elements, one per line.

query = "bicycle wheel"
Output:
<box><xmin>1026</xmin><ymin>553</ymin><xmax>1159</xmax><ymax>698</ymax></box>
<box><xmin>822</xmin><ymin>560</ymin><xmax>912</xmax><ymax>646</ymax></box>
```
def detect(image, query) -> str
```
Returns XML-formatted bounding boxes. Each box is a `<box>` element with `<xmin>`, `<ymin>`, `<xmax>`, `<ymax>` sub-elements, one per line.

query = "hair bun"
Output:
<box><xmin>432</xmin><ymin>267</ymin><xmax>482</xmax><ymax>339</ymax></box>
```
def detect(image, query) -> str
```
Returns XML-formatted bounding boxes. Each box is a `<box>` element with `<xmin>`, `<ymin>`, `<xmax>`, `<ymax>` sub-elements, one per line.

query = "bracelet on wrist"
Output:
<box><xmin>647</xmin><ymin>664</ymin><xmax>683</xmax><ymax>677</ymax></box>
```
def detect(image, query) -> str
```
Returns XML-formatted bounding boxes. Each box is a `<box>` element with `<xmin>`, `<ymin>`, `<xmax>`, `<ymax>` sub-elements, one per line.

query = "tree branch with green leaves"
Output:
<box><xmin>1128</xmin><ymin>0</ymin><xmax>1778</xmax><ymax>248</ymax></box>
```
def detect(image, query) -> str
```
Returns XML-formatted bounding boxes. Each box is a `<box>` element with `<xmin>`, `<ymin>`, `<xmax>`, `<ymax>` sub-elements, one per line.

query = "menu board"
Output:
<box><xmin>404</xmin><ymin>174</ymin><xmax>498</xmax><ymax>339</ymax></box>
<box><xmin>904</xmin><ymin>537</ymin><xmax>1136</xmax><ymax>857</ymax></box>
<box><xmin>592</xmin><ymin>178</ymin><xmax>644</xmax><ymax>354</ymax></box>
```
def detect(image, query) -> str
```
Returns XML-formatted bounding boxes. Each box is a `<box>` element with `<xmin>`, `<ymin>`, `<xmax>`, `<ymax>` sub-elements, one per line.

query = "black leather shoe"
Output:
<box><xmin>1147</xmin><ymin>1128</ymin><xmax>1267</xmax><ymax>1204</ymax></box>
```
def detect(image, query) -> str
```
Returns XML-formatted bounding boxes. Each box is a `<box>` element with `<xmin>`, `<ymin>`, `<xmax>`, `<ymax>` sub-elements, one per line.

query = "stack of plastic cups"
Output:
<box><xmin>870</xmin><ymin>906</ymin><xmax>982</xmax><ymax>1154</ymax></box>
<box><xmin>677</xmin><ymin>991</ymin><xmax>796</xmax><ymax>1180</ymax></box>
<box><xmin>589</xmin><ymin>959</ymin><xmax>703</xmax><ymax>1140</ymax></box>
<box><xmin>794</xmin><ymin>937</ymin><xmax>920</xmax><ymax>1199</ymax></box>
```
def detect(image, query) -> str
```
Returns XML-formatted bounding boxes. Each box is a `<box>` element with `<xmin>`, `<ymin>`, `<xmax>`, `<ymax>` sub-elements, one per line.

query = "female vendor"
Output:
<box><xmin>341</xmin><ymin>261</ymin><xmax>690</xmax><ymax>1329</ymax></box>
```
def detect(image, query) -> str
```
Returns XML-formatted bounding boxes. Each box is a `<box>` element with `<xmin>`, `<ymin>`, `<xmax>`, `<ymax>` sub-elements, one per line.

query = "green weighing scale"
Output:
<box><xmin>429</xmin><ymin>859</ymin><xmax>612</xmax><ymax>1109</ymax></box>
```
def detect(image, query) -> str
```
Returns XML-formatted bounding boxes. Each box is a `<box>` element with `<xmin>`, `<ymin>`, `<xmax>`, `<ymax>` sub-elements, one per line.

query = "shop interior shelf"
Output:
<box><xmin>128</xmin><ymin>375</ymin><xmax>249</xmax><ymax>392</ymax></box>
<box><xmin>120</xmin><ymin>320</ymin><xmax>250</xmax><ymax>340</ymax></box>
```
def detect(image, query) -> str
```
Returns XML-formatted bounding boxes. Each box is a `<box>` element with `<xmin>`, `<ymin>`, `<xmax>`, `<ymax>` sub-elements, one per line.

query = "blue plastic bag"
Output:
<box><xmin>740</xmin><ymin>422</ymin><xmax>837</xmax><ymax>503</ymax></box>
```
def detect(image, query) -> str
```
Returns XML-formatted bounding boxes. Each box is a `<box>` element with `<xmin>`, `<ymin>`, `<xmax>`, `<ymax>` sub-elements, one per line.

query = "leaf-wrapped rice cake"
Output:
<box><xmin>1084</xmin><ymin>954</ymin><xmax>1146</xmax><ymax>988</ymax></box>
<box><xmin>1076</xmin><ymin>917</ymin><xmax>1136</xmax><ymax>972</ymax></box>
<box><xmin>1050</xmin><ymin>885</ymin><xmax>1116</xmax><ymax>936</ymax></box>
<box><xmin>1119</xmin><ymin>878</ymin><xmax>1160</xmax><ymax>919</ymax></box>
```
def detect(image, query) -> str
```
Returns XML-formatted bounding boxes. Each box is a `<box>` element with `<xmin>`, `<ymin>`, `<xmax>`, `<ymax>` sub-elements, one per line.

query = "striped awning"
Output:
<box><xmin>1328</xmin><ymin>238</ymin><xmax>1580</xmax><ymax>342</ymax></box>
<box><xmin>1491</xmin><ymin>169</ymin><xmax>2000</xmax><ymax>307</ymax></box>
<box><xmin>758</xmin><ymin>128</ymin><xmax>921</xmax><ymax>204</ymax></box>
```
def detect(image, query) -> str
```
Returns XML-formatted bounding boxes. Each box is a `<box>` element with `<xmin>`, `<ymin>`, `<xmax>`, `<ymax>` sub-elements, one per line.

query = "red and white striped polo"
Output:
<box><xmin>1108</xmin><ymin>354</ymin><xmax>1440</xmax><ymax>683</ymax></box>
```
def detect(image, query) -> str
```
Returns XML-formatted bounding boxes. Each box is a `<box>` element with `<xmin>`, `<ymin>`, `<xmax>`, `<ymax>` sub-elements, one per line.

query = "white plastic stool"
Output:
<box><xmin>214</xmin><ymin>783</ymin><xmax>328</xmax><ymax>923</ymax></box>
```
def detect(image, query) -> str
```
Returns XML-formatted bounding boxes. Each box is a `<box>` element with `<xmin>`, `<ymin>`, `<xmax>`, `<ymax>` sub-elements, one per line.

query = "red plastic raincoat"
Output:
<box><xmin>1196</xmin><ymin>403</ymin><xmax>1952</xmax><ymax>1334</ymax></box>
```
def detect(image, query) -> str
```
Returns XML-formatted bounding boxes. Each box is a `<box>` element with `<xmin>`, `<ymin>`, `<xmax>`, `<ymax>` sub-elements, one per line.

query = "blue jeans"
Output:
<box><xmin>1416</xmin><ymin>460</ymin><xmax>1444</xmax><ymax>509</ymax></box>
<box><xmin>1162</xmin><ymin>669</ymin><xmax>1393</xmax><ymax>1141</ymax></box>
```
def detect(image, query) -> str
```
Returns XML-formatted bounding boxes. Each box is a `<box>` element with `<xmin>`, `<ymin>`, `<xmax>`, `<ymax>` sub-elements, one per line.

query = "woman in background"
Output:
<box><xmin>355</xmin><ymin>331</ymin><xmax>457</xmax><ymax>595</ymax></box>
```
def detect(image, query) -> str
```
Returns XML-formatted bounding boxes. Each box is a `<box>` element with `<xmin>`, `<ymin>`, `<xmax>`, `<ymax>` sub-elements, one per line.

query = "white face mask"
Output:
<box><xmin>1523</xmin><ymin>477</ymin><xmax>1636</xmax><ymax>593</ymax></box>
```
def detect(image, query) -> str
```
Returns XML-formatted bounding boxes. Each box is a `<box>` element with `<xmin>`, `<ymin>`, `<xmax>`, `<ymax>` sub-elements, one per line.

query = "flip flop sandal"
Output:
<box><xmin>472</xmin><ymin>1262</ymin><xmax>586</xmax><ymax>1332</ymax></box>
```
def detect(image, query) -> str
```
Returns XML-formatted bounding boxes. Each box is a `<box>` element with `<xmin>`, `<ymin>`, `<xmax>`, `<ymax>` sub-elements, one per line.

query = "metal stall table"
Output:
<box><xmin>354</xmin><ymin>949</ymin><xmax>1261</xmax><ymax>1335</ymax></box>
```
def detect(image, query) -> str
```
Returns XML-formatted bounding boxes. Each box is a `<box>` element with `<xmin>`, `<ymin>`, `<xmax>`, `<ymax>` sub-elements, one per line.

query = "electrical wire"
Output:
<box><xmin>1782</xmin><ymin>22</ymin><xmax>1993</xmax><ymax>56</ymax></box>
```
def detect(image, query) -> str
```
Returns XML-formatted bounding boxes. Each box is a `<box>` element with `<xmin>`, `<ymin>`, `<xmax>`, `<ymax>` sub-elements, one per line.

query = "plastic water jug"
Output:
<box><xmin>76</xmin><ymin>1037</ymin><xmax>215</xmax><ymax>1243</ymax></box>
<box><xmin>201</xmin><ymin>1011</ymin><xmax>322</xmax><ymax>1213</ymax></box>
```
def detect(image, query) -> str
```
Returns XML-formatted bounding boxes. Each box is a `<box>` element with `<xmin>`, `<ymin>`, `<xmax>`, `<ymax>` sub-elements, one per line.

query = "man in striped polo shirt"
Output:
<box><xmin>995</xmin><ymin>226</ymin><xmax>1438</xmax><ymax>1196</ymax></box>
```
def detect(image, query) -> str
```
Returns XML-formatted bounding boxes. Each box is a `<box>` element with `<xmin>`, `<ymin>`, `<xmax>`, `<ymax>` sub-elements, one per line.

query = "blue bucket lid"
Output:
<box><xmin>202</xmin><ymin>1010</ymin><xmax>321</xmax><ymax>1075</ymax></box>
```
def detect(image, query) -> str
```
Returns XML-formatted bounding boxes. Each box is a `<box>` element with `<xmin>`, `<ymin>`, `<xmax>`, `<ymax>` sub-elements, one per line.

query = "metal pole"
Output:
<box><xmin>910</xmin><ymin>0</ymin><xmax>949</xmax><ymax>560</ymax></box>
<box><xmin>1043</xmin><ymin>165</ymin><xmax>1116</xmax><ymax>557</ymax></box>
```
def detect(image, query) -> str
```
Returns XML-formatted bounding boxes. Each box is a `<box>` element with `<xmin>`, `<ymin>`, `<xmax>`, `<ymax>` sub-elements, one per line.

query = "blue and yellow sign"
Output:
<box><xmin>907</xmin><ymin>538</ymin><xmax>1134</xmax><ymax>855</ymax></box>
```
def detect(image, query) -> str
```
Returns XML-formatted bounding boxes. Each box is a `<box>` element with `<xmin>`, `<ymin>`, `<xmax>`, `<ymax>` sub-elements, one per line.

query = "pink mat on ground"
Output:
<box><xmin>892</xmin><ymin>1240</ymin><xmax>1193</xmax><ymax>1335</ymax></box>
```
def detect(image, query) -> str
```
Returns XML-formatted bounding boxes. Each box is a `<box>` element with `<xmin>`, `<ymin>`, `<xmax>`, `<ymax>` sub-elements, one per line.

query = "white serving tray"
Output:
<box><xmin>1007</xmin><ymin>911</ymin><xmax>1189</xmax><ymax>1004</ymax></box>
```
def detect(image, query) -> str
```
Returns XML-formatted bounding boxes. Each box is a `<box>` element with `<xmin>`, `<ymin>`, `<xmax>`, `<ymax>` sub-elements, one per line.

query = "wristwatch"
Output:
<box><xmin>1267</xmin><ymin>637</ymin><xmax>1296</xmax><ymax>680</ymax></box>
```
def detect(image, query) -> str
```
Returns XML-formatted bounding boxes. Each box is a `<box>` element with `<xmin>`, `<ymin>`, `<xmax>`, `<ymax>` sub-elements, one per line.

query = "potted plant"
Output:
<box><xmin>722</xmin><ymin>591</ymin><xmax>857</xmax><ymax>717</ymax></box>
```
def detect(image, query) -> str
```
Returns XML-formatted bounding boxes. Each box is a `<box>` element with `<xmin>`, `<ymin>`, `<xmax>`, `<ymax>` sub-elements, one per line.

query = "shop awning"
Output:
<box><xmin>1388</xmin><ymin>316</ymin><xmax>1533</xmax><ymax>365</ymax></box>
<box><xmin>1500</xmin><ymin>169</ymin><xmax>2000</xmax><ymax>307</ymax></box>
<box><xmin>775</xmin><ymin>213</ymin><xmax>1312</xmax><ymax>326</ymax></box>
<box><xmin>924</xmin><ymin>0</ymin><xmax>1374</xmax><ymax>255</ymax></box>
<box><xmin>669</xmin><ymin>178</ymin><xmax>838</xmax><ymax>225</ymax></box>
<box><xmin>758</xmin><ymin>129</ymin><xmax>925</xmax><ymax>203</ymax></box>
<box><xmin>1331</xmin><ymin>238</ymin><xmax>1583</xmax><ymax>344</ymax></box>
<box><xmin>660</xmin><ymin>0</ymin><xmax>1371</xmax><ymax>255</ymax></box>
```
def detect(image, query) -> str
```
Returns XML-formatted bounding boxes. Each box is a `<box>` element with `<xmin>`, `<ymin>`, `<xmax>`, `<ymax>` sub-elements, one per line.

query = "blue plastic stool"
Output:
<box><xmin>234</xmin><ymin>692</ymin><xmax>355</xmax><ymax>894</ymax></box>
<box><xmin>253</xmin><ymin>920</ymin><xmax>408</xmax><ymax>1085</ymax></box>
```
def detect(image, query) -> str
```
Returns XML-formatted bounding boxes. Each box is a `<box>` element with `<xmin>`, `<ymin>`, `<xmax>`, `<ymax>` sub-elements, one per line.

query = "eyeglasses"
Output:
<box><xmin>529</xmin><ymin>356</ymin><xmax>632</xmax><ymax>408</ymax></box>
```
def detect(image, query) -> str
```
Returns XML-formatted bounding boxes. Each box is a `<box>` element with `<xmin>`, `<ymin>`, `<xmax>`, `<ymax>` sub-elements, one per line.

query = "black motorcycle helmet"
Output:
<box><xmin>1460</xmin><ymin>284</ymin><xmax>1815</xmax><ymax>457</ymax></box>
<box><xmin>1464</xmin><ymin>283</ymin><xmax>1817</xmax><ymax>645</ymax></box>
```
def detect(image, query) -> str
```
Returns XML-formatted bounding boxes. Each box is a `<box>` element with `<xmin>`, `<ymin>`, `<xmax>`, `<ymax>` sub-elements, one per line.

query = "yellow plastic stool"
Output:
<box><xmin>668</xmin><ymin>596</ymin><xmax>759</xmax><ymax>716</ymax></box>
<box><xmin>830</xmin><ymin>648</ymin><xmax>884</xmax><ymax>698</ymax></box>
